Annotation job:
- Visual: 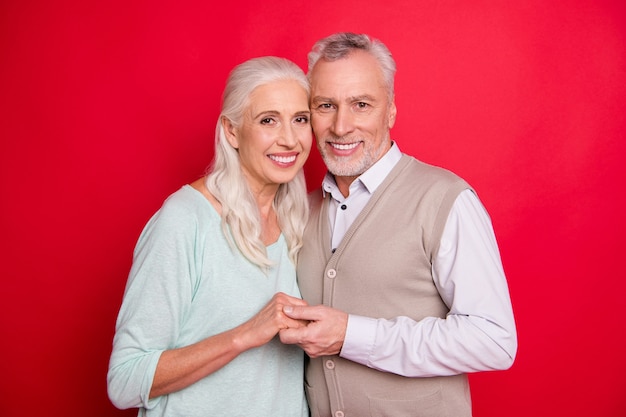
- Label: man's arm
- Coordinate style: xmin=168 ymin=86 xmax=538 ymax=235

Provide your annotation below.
xmin=280 ymin=190 xmax=517 ymax=377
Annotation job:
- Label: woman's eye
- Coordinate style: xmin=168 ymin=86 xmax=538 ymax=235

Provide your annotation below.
xmin=260 ymin=118 xmax=274 ymax=125
xmin=295 ymin=116 xmax=309 ymax=124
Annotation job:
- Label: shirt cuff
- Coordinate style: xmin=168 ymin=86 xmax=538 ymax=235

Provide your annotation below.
xmin=339 ymin=314 xmax=378 ymax=366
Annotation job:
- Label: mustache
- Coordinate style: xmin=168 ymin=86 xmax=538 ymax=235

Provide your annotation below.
xmin=321 ymin=135 xmax=362 ymax=143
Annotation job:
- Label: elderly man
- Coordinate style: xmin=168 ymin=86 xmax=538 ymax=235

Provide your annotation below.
xmin=280 ymin=32 xmax=517 ymax=417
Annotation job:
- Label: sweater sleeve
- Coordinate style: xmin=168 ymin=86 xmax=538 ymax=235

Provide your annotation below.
xmin=340 ymin=190 xmax=517 ymax=376
xmin=107 ymin=194 xmax=197 ymax=409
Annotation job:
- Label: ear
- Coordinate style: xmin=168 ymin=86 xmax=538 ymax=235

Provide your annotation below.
xmin=388 ymin=101 xmax=397 ymax=129
xmin=221 ymin=116 xmax=239 ymax=149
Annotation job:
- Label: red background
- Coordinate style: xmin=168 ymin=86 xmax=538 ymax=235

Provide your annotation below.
xmin=1 ymin=1 xmax=625 ymax=416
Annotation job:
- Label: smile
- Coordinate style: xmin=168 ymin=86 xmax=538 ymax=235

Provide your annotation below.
xmin=330 ymin=142 xmax=359 ymax=150
xmin=269 ymin=154 xmax=297 ymax=163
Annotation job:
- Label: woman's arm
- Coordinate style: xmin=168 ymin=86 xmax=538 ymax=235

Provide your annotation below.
xmin=150 ymin=291 xmax=307 ymax=398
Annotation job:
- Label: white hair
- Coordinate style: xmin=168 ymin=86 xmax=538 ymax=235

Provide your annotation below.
xmin=206 ymin=56 xmax=310 ymax=270
xmin=308 ymin=32 xmax=396 ymax=101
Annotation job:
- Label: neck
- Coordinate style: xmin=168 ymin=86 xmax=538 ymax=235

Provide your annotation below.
xmin=254 ymin=190 xmax=278 ymax=217
xmin=335 ymin=175 xmax=358 ymax=198
xmin=251 ymin=186 xmax=281 ymax=245
xmin=259 ymin=201 xmax=279 ymax=245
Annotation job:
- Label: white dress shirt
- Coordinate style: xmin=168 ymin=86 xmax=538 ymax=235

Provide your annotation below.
xmin=322 ymin=143 xmax=517 ymax=377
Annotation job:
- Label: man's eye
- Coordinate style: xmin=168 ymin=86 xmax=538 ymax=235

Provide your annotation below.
xmin=356 ymin=102 xmax=369 ymax=109
xmin=318 ymin=103 xmax=333 ymax=110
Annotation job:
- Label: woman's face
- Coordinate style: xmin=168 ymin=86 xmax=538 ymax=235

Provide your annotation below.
xmin=225 ymin=79 xmax=312 ymax=194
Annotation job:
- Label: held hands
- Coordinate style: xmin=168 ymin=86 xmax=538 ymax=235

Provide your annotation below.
xmin=237 ymin=292 xmax=308 ymax=351
xmin=279 ymin=305 xmax=348 ymax=358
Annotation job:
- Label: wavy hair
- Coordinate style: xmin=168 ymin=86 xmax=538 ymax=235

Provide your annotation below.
xmin=205 ymin=56 xmax=310 ymax=270
xmin=307 ymin=32 xmax=396 ymax=101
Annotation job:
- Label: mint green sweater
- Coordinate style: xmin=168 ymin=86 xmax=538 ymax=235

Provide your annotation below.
xmin=108 ymin=185 xmax=307 ymax=417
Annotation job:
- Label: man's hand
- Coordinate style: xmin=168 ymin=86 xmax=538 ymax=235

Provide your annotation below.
xmin=279 ymin=304 xmax=348 ymax=358
xmin=234 ymin=292 xmax=308 ymax=351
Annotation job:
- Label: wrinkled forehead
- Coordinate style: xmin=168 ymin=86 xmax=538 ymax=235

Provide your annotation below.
xmin=244 ymin=79 xmax=310 ymax=119
xmin=309 ymin=51 xmax=387 ymax=100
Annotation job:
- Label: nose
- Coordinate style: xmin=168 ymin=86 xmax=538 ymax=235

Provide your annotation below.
xmin=331 ymin=106 xmax=355 ymax=137
xmin=277 ymin=124 xmax=298 ymax=148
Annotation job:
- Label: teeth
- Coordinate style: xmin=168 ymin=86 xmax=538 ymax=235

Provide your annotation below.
xmin=331 ymin=142 xmax=359 ymax=150
xmin=269 ymin=154 xmax=297 ymax=163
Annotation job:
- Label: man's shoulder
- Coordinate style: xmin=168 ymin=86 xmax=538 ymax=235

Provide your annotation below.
xmin=399 ymin=154 xmax=466 ymax=184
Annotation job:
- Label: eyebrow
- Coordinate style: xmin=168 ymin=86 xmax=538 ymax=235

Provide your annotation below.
xmin=349 ymin=95 xmax=376 ymax=102
xmin=311 ymin=96 xmax=333 ymax=105
xmin=253 ymin=109 xmax=311 ymax=119
xmin=311 ymin=95 xmax=376 ymax=105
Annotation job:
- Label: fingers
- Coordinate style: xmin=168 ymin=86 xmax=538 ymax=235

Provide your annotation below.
xmin=282 ymin=304 xmax=320 ymax=321
xmin=232 ymin=292 xmax=309 ymax=352
xmin=271 ymin=303 xmax=303 ymax=327
xmin=272 ymin=292 xmax=308 ymax=307
xmin=279 ymin=305 xmax=348 ymax=357
xmin=268 ymin=293 xmax=309 ymax=328
xmin=278 ymin=326 xmax=303 ymax=345
xmin=282 ymin=318 xmax=308 ymax=331
xmin=266 ymin=298 xmax=307 ymax=330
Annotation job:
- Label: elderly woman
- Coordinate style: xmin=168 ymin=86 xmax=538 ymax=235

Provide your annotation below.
xmin=108 ymin=56 xmax=312 ymax=416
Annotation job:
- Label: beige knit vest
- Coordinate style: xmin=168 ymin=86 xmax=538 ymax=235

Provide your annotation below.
xmin=297 ymin=155 xmax=473 ymax=417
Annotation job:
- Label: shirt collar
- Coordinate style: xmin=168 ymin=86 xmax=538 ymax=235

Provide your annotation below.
xmin=322 ymin=141 xmax=402 ymax=198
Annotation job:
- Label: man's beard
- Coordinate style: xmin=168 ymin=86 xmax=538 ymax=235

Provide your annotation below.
xmin=318 ymin=136 xmax=390 ymax=177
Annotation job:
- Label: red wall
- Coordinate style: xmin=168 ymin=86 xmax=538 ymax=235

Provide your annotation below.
xmin=2 ymin=1 xmax=625 ymax=416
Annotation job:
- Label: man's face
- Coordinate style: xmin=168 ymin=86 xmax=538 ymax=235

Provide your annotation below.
xmin=309 ymin=50 xmax=397 ymax=180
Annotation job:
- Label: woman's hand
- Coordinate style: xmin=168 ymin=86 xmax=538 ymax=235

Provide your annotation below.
xmin=233 ymin=292 xmax=309 ymax=351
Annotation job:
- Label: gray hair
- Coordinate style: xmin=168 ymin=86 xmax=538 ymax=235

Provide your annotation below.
xmin=307 ymin=32 xmax=396 ymax=100
xmin=206 ymin=56 xmax=310 ymax=270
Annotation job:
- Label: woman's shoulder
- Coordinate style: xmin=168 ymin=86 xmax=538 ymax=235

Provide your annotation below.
xmin=161 ymin=185 xmax=205 ymax=213
xmin=132 ymin=182 xmax=224 ymax=258
xmin=149 ymin=180 xmax=219 ymax=231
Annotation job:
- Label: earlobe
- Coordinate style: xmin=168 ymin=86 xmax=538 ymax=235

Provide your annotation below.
xmin=222 ymin=117 xmax=239 ymax=149
xmin=388 ymin=102 xmax=397 ymax=129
